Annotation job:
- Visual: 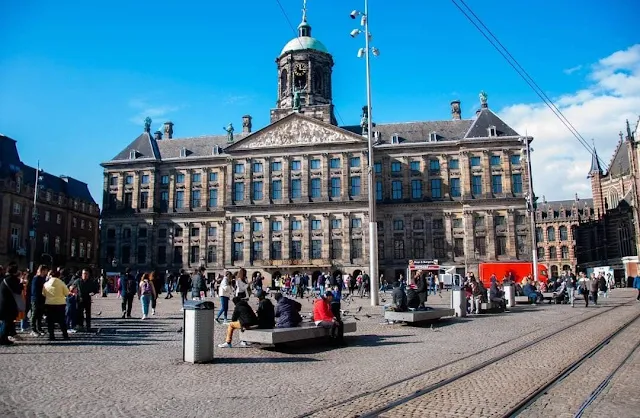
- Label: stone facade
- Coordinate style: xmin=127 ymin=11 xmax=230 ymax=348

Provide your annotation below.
xmin=99 ymin=14 xmax=532 ymax=282
xmin=0 ymin=134 xmax=100 ymax=270
xmin=533 ymin=196 xmax=595 ymax=277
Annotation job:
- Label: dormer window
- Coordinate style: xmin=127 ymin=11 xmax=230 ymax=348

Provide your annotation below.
xmin=212 ymin=145 xmax=221 ymax=155
xmin=488 ymin=125 xmax=497 ymax=137
xmin=373 ymin=131 xmax=381 ymax=142
xmin=180 ymin=147 xmax=187 ymax=158
xmin=429 ymin=132 xmax=437 ymax=142
xmin=129 ymin=150 xmax=137 ymax=160
xmin=391 ymin=134 xmax=400 ymax=144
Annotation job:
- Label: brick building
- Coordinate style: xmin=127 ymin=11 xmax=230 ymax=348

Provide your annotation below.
xmin=534 ymin=195 xmax=595 ymax=277
xmin=575 ymin=117 xmax=640 ymax=280
xmin=0 ymin=134 xmax=100 ymax=270
xmin=100 ymin=11 xmax=533 ymax=282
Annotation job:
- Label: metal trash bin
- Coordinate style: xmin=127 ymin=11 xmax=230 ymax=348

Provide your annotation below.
xmin=183 ymin=300 xmax=215 ymax=363
xmin=450 ymin=286 xmax=467 ymax=317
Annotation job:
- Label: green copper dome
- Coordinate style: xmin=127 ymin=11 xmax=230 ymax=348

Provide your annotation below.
xmin=280 ymin=36 xmax=329 ymax=55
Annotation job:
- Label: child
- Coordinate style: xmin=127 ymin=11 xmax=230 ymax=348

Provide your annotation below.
xmin=66 ymin=285 xmax=78 ymax=333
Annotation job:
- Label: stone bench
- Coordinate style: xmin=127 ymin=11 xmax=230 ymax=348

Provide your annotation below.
xmin=384 ymin=308 xmax=455 ymax=323
xmin=240 ymin=321 xmax=357 ymax=345
xmin=515 ymin=294 xmax=555 ymax=304
xmin=480 ymin=302 xmax=505 ymax=313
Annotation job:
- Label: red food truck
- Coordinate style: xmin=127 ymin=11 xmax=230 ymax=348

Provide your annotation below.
xmin=478 ymin=262 xmax=549 ymax=288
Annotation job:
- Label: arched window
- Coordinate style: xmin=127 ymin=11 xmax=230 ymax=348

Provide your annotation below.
xmin=42 ymin=234 xmax=49 ymax=254
xmin=561 ymin=245 xmax=569 ymax=259
xmin=559 ymin=226 xmax=568 ymax=241
xmin=535 ymin=227 xmax=543 ymax=242
xmin=608 ymin=188 xmax=619 ymax=209
xmin=536 ymin=247 xmax=545 ymax=260
xmin=550 ymin=265 xmax=559 ymax=277
xmin=562 ymin=264 xmax=572 ymax=272
xmin=549 ymin=246 xmax=557 ymax=260
xmin=547 ymin=226 xmax=556 ymax=241
xmin=280 ymin=69 xmax=288 ymax=97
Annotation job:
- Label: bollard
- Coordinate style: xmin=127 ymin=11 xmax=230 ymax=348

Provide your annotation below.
xmin=504 ymin=284 xmax=516 ymax=308
xmin=451 ymin=286 xmax=467 ymax=317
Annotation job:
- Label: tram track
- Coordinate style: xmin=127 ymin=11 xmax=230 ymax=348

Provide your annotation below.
xmin=508 ymin=313 xmax=640 ymax=417
xmin=299 ymin=300 xmax=636 ymax=418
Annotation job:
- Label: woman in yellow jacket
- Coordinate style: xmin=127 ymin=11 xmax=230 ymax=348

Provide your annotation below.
xmin=42 ymin=270 xmax=70 ymax=341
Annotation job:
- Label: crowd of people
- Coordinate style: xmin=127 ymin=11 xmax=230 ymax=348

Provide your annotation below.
xmin=0 ymin=263 xmax=98 ymax=345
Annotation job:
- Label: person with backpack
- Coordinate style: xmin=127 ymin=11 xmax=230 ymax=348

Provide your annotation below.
xmin=119 ymin=268 xmax=138 ymax=319
xmin=138 ymin=273 xmax=156 ymax=320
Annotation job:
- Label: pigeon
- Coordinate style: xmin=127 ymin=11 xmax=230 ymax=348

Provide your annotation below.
xmin=96 ymin=311 xmax=102 ymax=316
xmin=380 ymin=299 xmax=386 ymax=303
xmin=176 ymin=327 xmax=183 ymax=333
xmin=365 ymin=314 xmax=371 ymax=318
xmin=354 ymin=317 xmax=361 ymax=321
xmin=356 ymin=306 xmax=362 ymax=313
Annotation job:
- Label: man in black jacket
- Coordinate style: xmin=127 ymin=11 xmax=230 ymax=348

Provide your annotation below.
xmin=29 ymin=265 xmax=49 ymax=337
xmin=256 ymin=291 xmax=275 ymax=329
xmin=119 ymin=268 xmax=137 ymax=319
xmin=177 ymin=269 xmax=191 ymax=306
xmin=274 ymin=293 xmax=302 ymax=328
xmin=73 ymin=269 xmax=97 ymax=332
xmin=218 ymin=296 xmax=257 ymax=348
xmin=415 ymin=272 xmax=428 ymax=309
xmin=0 ymin=263 xmax=23 ymax=345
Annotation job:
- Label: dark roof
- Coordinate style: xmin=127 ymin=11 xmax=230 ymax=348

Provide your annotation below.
xmin=341 ymin=108 xmax=518 ymax=145
xmin=538 ymin=198 xmax=593 ymax=212
xmin=588 ymin=148 xmax=603 ymax=177
xmin=156 ymin=134 xmax=247 ymax=159
xmin=0 ymin=134 xmax=96 ymax=204
xmin=465 ymin=108 xmax=520 ymax=138
xmin=111 ymin=132 xmax=160 ymax=161
xmin=607 ymin=140 xmax=630 ymax=177
xmin=0 ymin=134 xmax=22 ymax=175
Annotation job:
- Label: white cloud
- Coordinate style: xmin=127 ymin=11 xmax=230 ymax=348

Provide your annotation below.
xmin=563 ymin=65 xmax=582 ymax=75
xmin=127 ymin=98 xmax=181 ymax=126
xmin=500 ymin=44 xmax=640 ymax=201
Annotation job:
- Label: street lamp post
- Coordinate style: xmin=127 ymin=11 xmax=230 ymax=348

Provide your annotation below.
xmin=521 ymin=136 xmax=539 ymax=283
xmin=29 ymin=161 xmax=44 ymax=272
xmin=351 ymin=2 xmax=380 ymax=306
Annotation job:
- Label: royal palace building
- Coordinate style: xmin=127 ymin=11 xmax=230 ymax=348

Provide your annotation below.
xmin=100 ymin=12 xmax=533 ymax=282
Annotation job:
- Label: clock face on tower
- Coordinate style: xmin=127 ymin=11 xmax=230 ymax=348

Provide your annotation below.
xmin=293 ymin=63 xmax=308 ymax=77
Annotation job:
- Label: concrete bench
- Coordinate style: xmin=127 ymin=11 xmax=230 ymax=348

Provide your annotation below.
xmin=480 ymin=302 xmax=505 ymax=313
xmin=384 ymin=308 xmax=454 ymax=323
xmin=515 ymin=294 xmax=555 ymax=304
xmin=240 ymin=321 xmax=357 ymax=345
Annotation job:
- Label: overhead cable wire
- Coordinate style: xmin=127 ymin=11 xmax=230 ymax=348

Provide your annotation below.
xmin=451 ymin=0 xmax=608 ymax=169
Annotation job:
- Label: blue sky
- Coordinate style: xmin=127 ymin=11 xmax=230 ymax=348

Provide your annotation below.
xmin=1 ymin=0 xmax=639 ymax=204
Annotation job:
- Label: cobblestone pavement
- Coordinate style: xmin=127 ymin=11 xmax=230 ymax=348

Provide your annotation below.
xmin=0 ymin=289 xmax=637 ymax=418
xmin=517 ymin=315 xmax=640 ymax=418
xmin=378 ymin=300 xmax=640 ymax=418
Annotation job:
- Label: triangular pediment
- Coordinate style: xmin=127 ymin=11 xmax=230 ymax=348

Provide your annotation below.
xmin=226 ymin=113 xmax=366 ymax=151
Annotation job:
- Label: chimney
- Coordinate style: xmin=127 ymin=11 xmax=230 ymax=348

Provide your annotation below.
xmin=163 ymin=121 xmax=174 ymax=139
xmin=154 ymin=130 xmax=163 ymax=140
xmin=475 ymin=109 xmax=481 ymax=117
xmin=450 ymin=100 xmax=461 ymax=120
xmin=242 ymin=115 xmax=252 ymax=133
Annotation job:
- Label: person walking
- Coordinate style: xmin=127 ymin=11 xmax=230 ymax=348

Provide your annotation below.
xmin=565 ymin=272 xmax=575 ymax=307
xmin=149 ymin=272 xmax=161 ymax=315
xmin=138 ymin=273 xmax=156 ymax=320
xmin=634 ymin=274 xmax=640 ymax=301
xmin=29 ymin=265 xmax=49 ymax=337
xmin=235 ymin=268 xmax=249 ymax=300
xmin=215 ymin=273 xmax=232 ymax=323
xmin=42 ymin=270 xmax=70 ymax=341
xmin=165 ymin=270 xmax=175 ymax=299
xmin=119 ymin=269 xmax=138 ymax=318
xmin=0 ymin=263 xmax=24 ymax=345
xmin=590 ymin=274 xmax=599 ymax=306
xmin=177 ymin=269 xmax=191 ymax=306
xmin=578 ymin=272 xmax=590 ymax=307
xmin=73 ymin=269 xmax=97 ymax=332
xmin=190 ymin=267 xmax=207 ymax=301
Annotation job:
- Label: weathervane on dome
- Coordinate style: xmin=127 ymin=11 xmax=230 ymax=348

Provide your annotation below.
xmin=302 ymin=0 xmax=307 ymax=22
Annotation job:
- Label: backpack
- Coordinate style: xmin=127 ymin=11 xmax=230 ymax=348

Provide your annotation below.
xmin=125 ymin=276 xmax=138 ymax=295
xmin=141 ymin=281 xmax=152 ymax=296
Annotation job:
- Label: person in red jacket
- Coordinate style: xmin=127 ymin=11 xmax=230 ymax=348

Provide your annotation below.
xmin=313 ymin=291 xmax=344 ymax=345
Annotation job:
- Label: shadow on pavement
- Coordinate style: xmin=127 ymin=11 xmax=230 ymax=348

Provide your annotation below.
xmin=263 ymin=333 xmax=414 ymax=354
xmin=214 ymin=356 xmax=320 ymax=364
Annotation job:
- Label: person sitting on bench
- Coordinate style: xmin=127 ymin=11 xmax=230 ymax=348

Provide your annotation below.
xmin=522 ymin=282 xmax=543 ymax=304
xmin=381 ymin=281 xmax=408 ymax=324
xmin=256 ymin=291 xmax=275 ymax=329
xmin=218 ymin=296 xmax=257 ymax=348
xmin=274 ymin=293 xmax=302 ymax=328
xmin=313 ymin=291 xmax=345 ymax=346
xmin=489 ymin=277 xmax=506 ymax=310
xmin=406 ymin=285 xmax=420 ymax=310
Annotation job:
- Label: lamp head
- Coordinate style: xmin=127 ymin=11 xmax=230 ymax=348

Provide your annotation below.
xmin=350 ymin=29 xmax=361 ymax=38
xmin=360 ymin=15 xmax=367 ymax=26
xmin=357 ymin=48 xmax=365 ymax=58
xmin=371 ymin=47 xmax=380 ymax=56
xmin=350 ymin=10 xmax=359 ymax=19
